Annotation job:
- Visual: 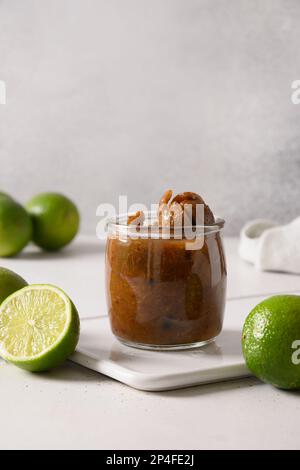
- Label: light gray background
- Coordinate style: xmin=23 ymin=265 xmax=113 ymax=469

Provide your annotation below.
xmin=1 ymin=0 xmax=300 ymax=235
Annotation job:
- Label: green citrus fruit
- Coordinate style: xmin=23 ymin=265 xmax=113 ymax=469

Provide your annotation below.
xmin=0 ymin=197 xmax=32 ymax=257
xmin=26 ymin=193 xmax=80 ymax=251
xmin=0 ymin=267 xmax=28 ymax=304
xmin=0 ymin=284 xmax=80 ymax=371
xmin=0 ymin=192 xmax=13 ymax=200
xmin=242 ymin=295 xmax=300 ymax=389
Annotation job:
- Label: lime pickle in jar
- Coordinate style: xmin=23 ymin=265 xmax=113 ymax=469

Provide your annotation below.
xmin=105 ymin=191 xmax=227 ymax=350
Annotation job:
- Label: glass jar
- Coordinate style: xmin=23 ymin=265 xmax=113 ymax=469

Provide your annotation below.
xmin=105 ymin=213 xmax=227 ymax=350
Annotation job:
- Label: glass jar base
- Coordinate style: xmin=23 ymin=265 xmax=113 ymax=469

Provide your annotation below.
xmin=116 ymin=336 xmax=216 ymax=351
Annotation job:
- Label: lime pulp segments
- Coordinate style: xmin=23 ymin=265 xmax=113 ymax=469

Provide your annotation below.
xmin=0 ymin=285 xmax=80 ymax=371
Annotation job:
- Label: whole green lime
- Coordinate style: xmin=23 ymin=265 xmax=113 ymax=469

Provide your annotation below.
xmin=242 ymin=295 xmax=300 ymax=390
xmin=0 ymin=267 xmax=28 ymax=304
xmin=26 ymin=193 xmax=80 ymax=251
xmin=0 ymin=198 xmax=32 ymax=257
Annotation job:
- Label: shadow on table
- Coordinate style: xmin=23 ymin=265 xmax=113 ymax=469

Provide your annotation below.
xmin=154 ymin=376 xmax=263 ymax=398
xmin=38 ymin=361 xmax=110 ymax=384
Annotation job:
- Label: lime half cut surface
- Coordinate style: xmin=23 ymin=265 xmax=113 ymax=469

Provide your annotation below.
xmin=0 ymin=285 xmax=80 ymax=371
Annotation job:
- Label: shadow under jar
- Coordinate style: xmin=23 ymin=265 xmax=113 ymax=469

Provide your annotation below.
xmin=105 ymin=213 xmax=227 ymax=350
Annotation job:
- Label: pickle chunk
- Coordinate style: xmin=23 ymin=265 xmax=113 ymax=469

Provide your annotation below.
xmin=158 ymin=190 xmax=215 ymax=227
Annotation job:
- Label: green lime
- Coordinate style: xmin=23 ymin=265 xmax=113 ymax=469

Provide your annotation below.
xmin=0 ymin=267 xmax=28 ymax=304
xmin=0 ymin=192 xmax=13 ymax=200
xmin=0 ymin=197 xmax=32 ymax=257
xmin=242 ymin=295 xmax=300 ymax=389
xmin=26 ymin=193 xmax=80 ymax=251
xmin=0 ymin=284 xmax=80 ymax=371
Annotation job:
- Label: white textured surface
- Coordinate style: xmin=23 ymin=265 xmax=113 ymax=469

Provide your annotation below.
xmin=1 ymin=0 xmax=300 ymax=235
xmin=0 ymin=235 xmax=107 ymax=320
xmin=0 ymin=236 xmax=300 ymax=449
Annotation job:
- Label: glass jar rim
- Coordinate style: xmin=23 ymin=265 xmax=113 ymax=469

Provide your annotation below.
xmin=107 ymin=211 xmax=225 ymax=238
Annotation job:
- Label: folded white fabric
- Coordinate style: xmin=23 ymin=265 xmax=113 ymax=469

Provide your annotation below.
xmin=239 ymin=217 xmax=300 ymax=274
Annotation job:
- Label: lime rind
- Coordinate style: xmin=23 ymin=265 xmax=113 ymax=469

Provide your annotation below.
xmin=0 ymin=197 xmax=32 ymax=257
xmin=26 ymin=193 xmax=80 ymax=251
xmin=242 ymin=295 xmax=300 ymax=390
xmin=0 ymin=267 xmax=28 ymax=304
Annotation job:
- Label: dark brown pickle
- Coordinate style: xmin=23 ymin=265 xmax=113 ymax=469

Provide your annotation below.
xmin=106 ymin=232 xmax=227 ymax=347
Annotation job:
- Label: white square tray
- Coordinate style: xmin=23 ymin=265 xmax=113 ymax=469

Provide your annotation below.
xmin=69 ymin=295 xmax=269 ymax=391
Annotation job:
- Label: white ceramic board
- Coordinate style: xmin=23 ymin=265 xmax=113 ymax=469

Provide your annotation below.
xmin=70 ymin=295 xmax=274 ymax=391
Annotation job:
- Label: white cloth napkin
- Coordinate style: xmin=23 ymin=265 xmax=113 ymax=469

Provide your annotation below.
xmin=239 ymin=217 xmax=300 ymax=274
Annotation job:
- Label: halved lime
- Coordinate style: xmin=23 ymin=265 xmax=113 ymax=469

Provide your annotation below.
xmin=0 ymin=284 xmax=80 ymax=371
